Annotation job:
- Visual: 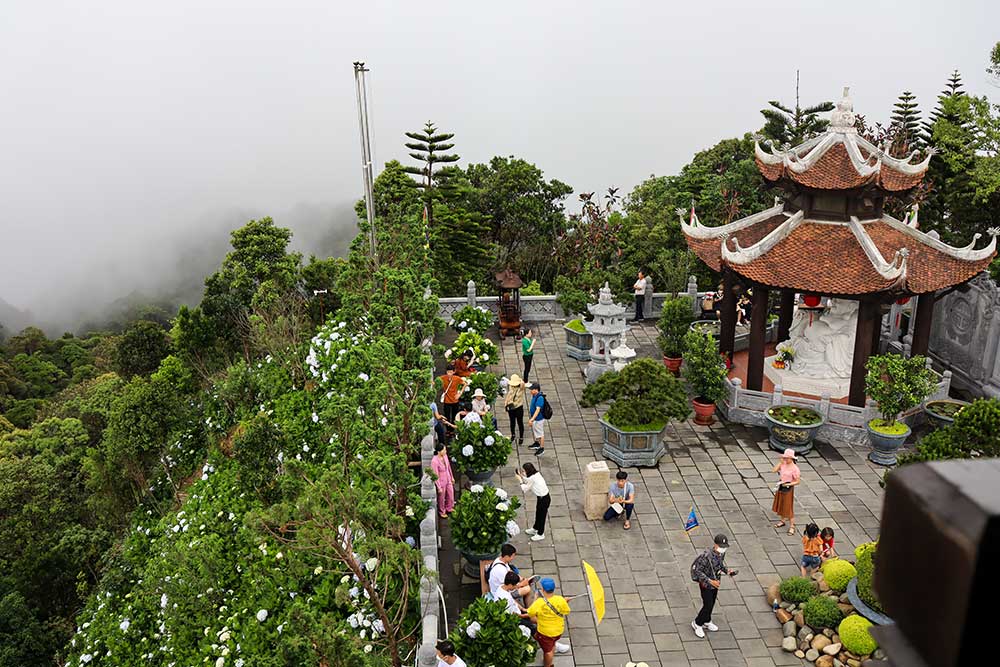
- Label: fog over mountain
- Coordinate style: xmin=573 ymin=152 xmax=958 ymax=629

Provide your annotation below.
xmin=2 ymin=1 xmax=998 ymax=332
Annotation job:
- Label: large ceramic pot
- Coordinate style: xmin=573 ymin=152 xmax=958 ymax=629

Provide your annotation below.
xmin=465 ymin=469 xmax=496 ymax=486
xmin=692 ymin=398 xmax=716 ymax=426
xmin=765 ymin=405 xmax=825 ymax=455
xmin=867 ymin=421 xmax=911 ymax=466
xmin=924 ymin=399 xmax=969 ymax=429
xmin=564 ymin=322 xmax=592 ymax=361
xmin=662 ymin=355 xmax=682 ymax=376
xmin=458 ymin=549 xmax=500 ymax=579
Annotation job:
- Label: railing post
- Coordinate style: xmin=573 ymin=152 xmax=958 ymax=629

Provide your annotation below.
xmin=644 ymin=278 xmax=654 ymax=319
xmin=772 ymin=383 xmax=784 ymax=406
xmin=819 ymin=392 xmax=831 ymax=420
xmin=687 ymin=275 xmax=699 ymax=317
xmin=730 ymin=377 xmax=742 ymax=409
xmin=466 ymin=280 xmax=477 ymax=308
xmin=942 ymin=370 xmax=952 ymax=395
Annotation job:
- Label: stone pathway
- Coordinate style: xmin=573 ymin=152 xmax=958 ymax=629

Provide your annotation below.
xmin=443 ymin=321 xmax=887 ymax=667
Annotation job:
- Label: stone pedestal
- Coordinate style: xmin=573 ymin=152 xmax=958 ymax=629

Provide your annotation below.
xmin=583 ymin=461 xmax=610 ymax=520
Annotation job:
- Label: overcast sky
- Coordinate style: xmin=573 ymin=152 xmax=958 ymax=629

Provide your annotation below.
xmin=2 ymin=0 xmax=998 ymax=322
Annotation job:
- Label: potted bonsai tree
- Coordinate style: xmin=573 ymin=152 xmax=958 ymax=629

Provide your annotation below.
xmin=657 ymin=296 xmax=694 ymax=375
xmin=579 ymin=357 xmax=689 ymax=466
xmin=683 ymin=328 xmax=728 ymax=424
xmin=865 ymin=353 xmax=936 ymax=465
xmin=451 ymin=420 xmax=512 ymax=485
xmin=449 ymin=597 xmax=537 ymax=667
xmin=450 ymin=485 xmax=521 ymax=577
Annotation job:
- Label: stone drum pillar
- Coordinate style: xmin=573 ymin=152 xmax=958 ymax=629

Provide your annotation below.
xmin=583 ymin=461 xmax=610 ymax=520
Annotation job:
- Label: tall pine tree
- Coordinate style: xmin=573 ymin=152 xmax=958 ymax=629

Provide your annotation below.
xmin=760 ymin=71 xmax=835 ymax=146
xmin=889 ymin=91 xmax=922 ymax=153
xmin=402 ymin=122 xmax=460 ymax=228
xmin=922 ymin=70 xmax=967 ymax=142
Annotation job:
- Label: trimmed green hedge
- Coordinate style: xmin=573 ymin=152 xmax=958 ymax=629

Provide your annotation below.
xmin=838 ymin=615 xmax=878 ymax=655
xmin=778 ymin=576 xmax=816 ymax=603
xmin=820 ymin=559 xmax=857 ymax=593
xmin=802 ymin=594 xmax=844 ymax=629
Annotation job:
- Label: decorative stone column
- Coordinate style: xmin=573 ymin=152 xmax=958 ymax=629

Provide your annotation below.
xmin=466 ymin=280 xmax=477 ymax=308
xmin=583 ymin=461 xmax=610 ymax=520
xmin=687 ymin=275 xmax=700 ymax=317
xmin=584 ymin=283 xmax=628 ymax=383
xmin=643 ymin=277 xmax=654 ymax=319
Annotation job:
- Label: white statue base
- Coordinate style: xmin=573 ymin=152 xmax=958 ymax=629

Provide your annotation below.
xmin=764 ymin=355 xmax=851 ymax=399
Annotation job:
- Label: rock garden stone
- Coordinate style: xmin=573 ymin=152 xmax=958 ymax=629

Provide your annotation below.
xmin=776 ymin=608 xmax=793 ymax=624
xmin=834 ymin=660 xmax=843 ymax=667
xmin=815 ymin=656 xmax=835 ymax=667
xmin=873 ymin=649 xmax=885 ymax=660
xmin=846 ymin=659 xmax=860 ymax=667
xmin=805 ymin=648 xmax=819 ymax=661
xmin=795 ymin=650 xmax=805 ymax=658
xmin=780 ymin=601 xmax=793 ymax=610
xmin=838 ymin=593 xmax=850 ymax=603
xmin=797 ymin=625 xmax=813 ymax=641
xmin=823 ymin=643 xmax=842 ymax=655
xmin=799 ymin=640 xmax=809 ymax=651
xmin=819 ymin=580 xmax=831 ymax=592
xmin=837 ymin=603 xmax=854 ymax=615
xmin=822 ymin=628 xmax=834 ymax=638
xmin=793 ymin=611 xmax=804 ymax=627
xmin=810 ymin=635 xmax=831 ymax=651
xmin=781 ymin=637 xmax=797 ymax=652
xmin=767 ymin=582 xmax=782 ymax=603
xmin=783 ymin=620 xmax=797 ymax=637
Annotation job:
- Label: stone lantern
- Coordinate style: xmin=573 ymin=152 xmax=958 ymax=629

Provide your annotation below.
xmin=584 ymin=283 xmax=634 ymax=383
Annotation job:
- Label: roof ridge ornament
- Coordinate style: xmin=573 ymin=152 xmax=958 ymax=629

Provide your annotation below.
xmin=829 ymin=86 xmax=857 ymax=134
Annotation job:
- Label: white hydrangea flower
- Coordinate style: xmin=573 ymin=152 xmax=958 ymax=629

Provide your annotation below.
xmin=519 ymin=624 xmax=532 ymax=638
xmin=461 ymin=444 xmax=474 ymax=456
xmin=506 ymin=520 xmax=521 ymax=538
xmin=364 ymin=645 xmax=373 ymax=653
xmin=256 ymin=609 xmax=268 ymax=622
xmin=405 ymin=505 xmax=414 ymax=517
xmin=459 ymin=321 xmax=468 ymax=329
xmin=484 ymin=435 xmax=495 ymax=446
xmin=358 ymin=373 xmax=370 ymax=382
xmin=365 ymin=557 xmax=378 ymax=572
xmin=496 ymin=502 xmax=509 ymax=511
xmin=495 ymin=488 xmax=508 ymax=500
xmin=481 ymin=353 xmax=489 ymax=361
xmin=469 ymin=484 xmax=484 ymax=493
xmin=119 ymin=619 xmax=130 ymax=632
xmin=466 ymin=621 xmax=481 ymax=638
xmin=215 ymin=657 xmax=225 ymax=667
xmin=314 ymin=565 xmax=323 ymax=575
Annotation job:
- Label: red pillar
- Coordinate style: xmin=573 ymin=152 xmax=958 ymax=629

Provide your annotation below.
xmin=849 ymin=299 xmax=880 ymax=407
xmin=910 ymin=292 xmax=936 ymax=357
xmin=747 ymin=286 xmax=770 ymax=391
xmin=719 ymin=271 xmax=738 ymax=364
xmin=777 ymin=290 xmax=795 ymax=343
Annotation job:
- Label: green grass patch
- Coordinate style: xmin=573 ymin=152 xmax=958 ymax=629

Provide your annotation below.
xmin=565 ymin=318 xmax=587 ymax=333
xmin=869 ymin=419 xmax=908 ymax=435
xmin=767 ymin=405 xmax=822 ymax=426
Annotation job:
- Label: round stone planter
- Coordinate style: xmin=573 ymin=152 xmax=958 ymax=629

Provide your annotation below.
xmin=924 ymin=399 xmax=969 ymax=429
xmin=458 ymin=549 xmax=500 ymax=579
xmin=765 ymin=405 xmax=825 ymax=456
xmin=564 ymin=323 xmax=592 ymax=361
xmin=599 ymin=418 xmax=668 ymax=467
xmin=866 ymin=421 xmax=911 ymax=466
xmin=846 ymin=577 xmax=894 ymax=626
xmin=465 ymin=468 xmax=496 ymax=486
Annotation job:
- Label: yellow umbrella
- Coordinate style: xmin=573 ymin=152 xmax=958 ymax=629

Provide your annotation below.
xmin=581 ymin=560 xmax=605 ymax=626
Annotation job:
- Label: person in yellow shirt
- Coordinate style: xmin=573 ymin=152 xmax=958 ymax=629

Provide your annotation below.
xmin=527 ymin=577 xmax=571 ymax=666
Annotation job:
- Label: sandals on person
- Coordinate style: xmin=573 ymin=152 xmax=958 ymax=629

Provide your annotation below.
xmin=624 ymin=520 xmax=631 ymax=530
xmin=774 ymin=521 xmax=786 ymax=528
xmin=788 ymin=527 xmax=796 ymax=535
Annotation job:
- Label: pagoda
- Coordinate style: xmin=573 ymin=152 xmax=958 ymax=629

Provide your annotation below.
xmin=682 ymin=88 xmax=997 ymax=406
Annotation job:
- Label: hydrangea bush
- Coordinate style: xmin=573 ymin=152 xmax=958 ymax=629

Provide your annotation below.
xmin=451 ymin=421 xmax=512 ymax=473
xmin=464 ymin=371 xmax=501 ymax=404
xmin=450 ymin=485 xmax=521 ymax=555
xmin=449 ymin=305 xmax=495 ymax=335
xmin=449 ymin=597 xmax=536 ymax=667
xmin=445 ymin=331 xmax=498 ymax=368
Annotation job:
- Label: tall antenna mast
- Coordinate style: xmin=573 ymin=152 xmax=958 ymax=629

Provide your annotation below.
xmin=353 ymin=62 xmax=377 ymax=261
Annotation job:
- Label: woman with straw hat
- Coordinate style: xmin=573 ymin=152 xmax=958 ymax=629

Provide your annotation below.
xmin=771 ymin=448 xmax=801 ymax=535
xmin=504 ymin=374 xmax=526 ymax=445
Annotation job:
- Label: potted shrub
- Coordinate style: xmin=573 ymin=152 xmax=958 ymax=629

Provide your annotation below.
xmin=764 ymin=404 xmax=825 ymax=455
xmin=657 ymin=296 xmax=694 ymax=375
xmin=450 ymin=485 xmax=521 ymax=577
xmin=449 ymin=305 xmax=496 ymax=335
xmin=924 ymin=399 xmax=969 ymax=429
xmin=452 ymin=420 xmax=512 ymax=485
xmin=449 ymin=597 xmax=537 ymax=667
xmin=683 ymin=329 xmax=728 ymax=425
xmin=554 ymin=275 xmax=591 ymax=321
xmin=446 ymin=331 xmax=499 ymax=369
xmin=563 ymin=317 xmax=592 ymax=361
xmin=579 ymin=357 xmax=688 ymax=466
xmin=865 ymin=354 xmax=936 ymax=465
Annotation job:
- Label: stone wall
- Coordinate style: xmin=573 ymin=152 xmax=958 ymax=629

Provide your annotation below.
xmin=929 ymin=272 xmax=1000 ymax=398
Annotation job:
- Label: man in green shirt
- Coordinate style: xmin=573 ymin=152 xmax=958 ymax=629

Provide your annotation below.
xmin=521 ymin=328 xmax=536 ymax=383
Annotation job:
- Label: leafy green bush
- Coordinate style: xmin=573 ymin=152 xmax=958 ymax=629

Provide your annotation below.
xmin=838 ymin=615 xmax=878 ymax=655
xmin=232 ymin=413 xmax=287 ymax=494
xmin=950 ymin=398 xmax=1000 ymax=456
xmin=683 ymin=329 xmax=727 ymax=403
xmin=464 ymin=372 xmax=501 ymax=404
xmin=451 ymin=420 xmax=512 ymax=473
xmin=580 ymin=357 xmax=689 ymax=431
xmin=656 ymin=297 xmax=694 ymax=358
xmin=855 ymin=544 xmax=883 ymax=613
xmin=521 ymin=280 xmax=543 ymax=296
xmin=897 ymin=427 xmax=968 ymax=467
xmin=450 ymin=597 xmax=536 ymax=667
xmin=865 ymin=354 xmax=936 ymax=428
xmin=450 ymin=485 xmax=521 ymax=555
xmin=854 ymin=541 xmax=877 ymax=561
xmin=449 ymin=305 xmax=495 ymax=335
xmin=778 ymin=576 xmax=816 ymax=603
xmin=554 ymin=275 xmax=592 ymax=319
xmin=802 ymin=594 xmax=844 ymax=629
xmin=820 ymin=559 xmax=857 ymax=593
xmin=445 ymin=331 xmax=499 ymax=367
xmin=565 ymin=318 xmax=587 ymax=333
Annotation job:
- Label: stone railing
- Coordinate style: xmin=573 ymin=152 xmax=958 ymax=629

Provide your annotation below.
xmin=438 ymin=277 xmax=710 ymax=322
xmin=415 ymin=428 xmax=441 ymax=667
xmin=719 ymin=360 xmax=952 ymax=444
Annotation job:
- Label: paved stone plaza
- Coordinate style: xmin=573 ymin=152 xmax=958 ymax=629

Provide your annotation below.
xmin=443 ymin=321 xmax=888 ymax=667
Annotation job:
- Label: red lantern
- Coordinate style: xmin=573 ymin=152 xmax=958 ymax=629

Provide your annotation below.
xmin=803 ymin=294 xmax=821 ymax=308
xmin=896 ymin=296 xmax=911 ymax=305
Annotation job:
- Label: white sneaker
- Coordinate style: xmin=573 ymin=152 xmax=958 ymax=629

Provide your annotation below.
xmin=524 ymin=528 xmax=537 ymax=536
xmin=703 ymin=621 xmax=719 ymax=632
xmin=555 ymin=641 xmax=570 ymax=654
xmin=530 ymin=533 xmax=545 ymax=541
xmin=691 ymin=620 xmax=705 ymax=638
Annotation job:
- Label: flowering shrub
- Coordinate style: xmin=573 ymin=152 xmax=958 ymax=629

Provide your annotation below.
xmin=450 ymin=485 xmax=521 ymax=555
xmin=445 ymin=331 xmax=498 ymax=367
xmin=449 ymin=305 xmax=495 ymax=335
xmin=464 ymin=372 xmax=501 ymax=404
xmin=838 ymin=615 xmax=878 ymax=655
xmin=451 ymin=420 xmax=512 ymax=473
xmin=450 ymin=597 xmax=536 ymax=667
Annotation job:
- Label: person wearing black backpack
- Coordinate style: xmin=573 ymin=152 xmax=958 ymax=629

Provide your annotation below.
xmin=527 ymin=382 xmax=550 ymax=456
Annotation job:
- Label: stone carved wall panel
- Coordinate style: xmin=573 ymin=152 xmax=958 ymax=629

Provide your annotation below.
xmin=930 ymin=272 xmax=1000 ymax=396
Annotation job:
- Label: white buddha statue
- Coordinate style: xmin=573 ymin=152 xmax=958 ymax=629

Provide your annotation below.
xmin=785 ymin=299 xmax=858 ymax=379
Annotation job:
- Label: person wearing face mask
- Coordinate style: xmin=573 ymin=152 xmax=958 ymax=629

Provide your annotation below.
xmin=689 ymin=534 xmax=736 ymax=638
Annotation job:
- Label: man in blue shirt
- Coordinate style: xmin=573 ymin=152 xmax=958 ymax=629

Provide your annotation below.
xmin=603 ymin=470 xmax=636 ymax=530
xmin=527 ymin=383 xmax=546 ymax=456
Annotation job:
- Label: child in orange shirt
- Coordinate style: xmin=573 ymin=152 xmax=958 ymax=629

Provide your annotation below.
xmin=800 ymin=523 xmax=823 ymax=576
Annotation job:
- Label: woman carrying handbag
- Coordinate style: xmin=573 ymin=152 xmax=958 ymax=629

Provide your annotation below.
xmin=504 ymin=374 xmax=526 ymax=445
xmin=771 ymin=448 xmax=801 ymax=535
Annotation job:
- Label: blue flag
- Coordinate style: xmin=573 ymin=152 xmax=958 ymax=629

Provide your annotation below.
xmin=684 ymin=507 xmax=699 ymax=532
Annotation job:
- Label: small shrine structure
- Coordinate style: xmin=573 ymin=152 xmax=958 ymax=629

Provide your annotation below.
xmin=495 ymin=268 xmax=523 ymax=338
xmin=682 ymin=88 xmax=996 ymax=407
xmin=584 ymin=283 xmax=635 ymax=383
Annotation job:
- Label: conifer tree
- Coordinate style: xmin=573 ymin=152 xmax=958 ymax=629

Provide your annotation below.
xmin=402 ymin=122 xmax=460 ymax=228
xmin=759 ymin=71 xmax=835 ymax=146
xmin=922 ymin=70 xmax=967 ymax=141
xmin=889 ymin=90 xmax=922 ymax=153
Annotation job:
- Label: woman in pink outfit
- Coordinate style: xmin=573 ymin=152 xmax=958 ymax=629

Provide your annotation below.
xmin=771 ymin=448 xmax=801 ymax=535
xmin=431 ymin=442 xmax=456 ymax=517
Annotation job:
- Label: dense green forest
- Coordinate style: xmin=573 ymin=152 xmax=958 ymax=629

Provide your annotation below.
xmin=1 ymin=60 xmax=998 ymax=666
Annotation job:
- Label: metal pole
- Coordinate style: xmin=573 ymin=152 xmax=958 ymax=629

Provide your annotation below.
xmin=353 ymin=62 xmax=377 ymax=261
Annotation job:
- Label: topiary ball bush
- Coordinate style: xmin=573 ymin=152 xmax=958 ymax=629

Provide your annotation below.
xmin=779 ymin=576 xmax=816 ymax=603
xmin=855 ymin=546 xmax=883 ymax=614
xmin=803 ymin=594 xmax=844 ymax=629
xmin=820 ymin=559 xmax=857 ymax=593
xmin=838 ymin=615 xmax=878 ymax=656
xmin=854 ymin=541 xmax=877 ymax=562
